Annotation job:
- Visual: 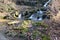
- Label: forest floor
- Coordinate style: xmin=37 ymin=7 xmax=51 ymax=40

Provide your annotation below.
xmin=0 ymin=0 xmax=60 ymax=40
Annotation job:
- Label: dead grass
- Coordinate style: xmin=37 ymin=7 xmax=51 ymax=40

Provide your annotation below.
xmin=0 ymin=12 xmax=8 ymax=16
xmin=53 ymin=11 xmax=60 ymax=23
xmin=0 ymin=19 xmax=11 ymax=22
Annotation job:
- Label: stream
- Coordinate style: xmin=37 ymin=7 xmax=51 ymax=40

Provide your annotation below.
xmin=18 ymin=0 xmax=51 ymax=21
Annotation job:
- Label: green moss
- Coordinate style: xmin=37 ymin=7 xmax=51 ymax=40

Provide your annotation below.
xmin=32 ymin=22 xmax=48 ymax=28
xmin=42 ymin=35 xmax=50 ymax=40
xmin=21 ymin=27 xmax=29 ymax=33
xmin=41 ymin=23 xmax=48 ymax=28
xmin=32 ymin=22 xmax=42 ymax=26
xmin=32 ymin=30 xmax=40 ymax=39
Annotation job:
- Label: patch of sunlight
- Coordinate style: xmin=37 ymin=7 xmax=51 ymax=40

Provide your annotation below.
xmin=21 ymin=20 xmax=32 ymax=28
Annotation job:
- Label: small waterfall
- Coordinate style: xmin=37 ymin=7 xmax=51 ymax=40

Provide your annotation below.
xmin=44 ymin=0 xmax=51 ymax=7
xmin=18 ymin=14 xmax=21 ymax=19
xmin=29 ymin=10 xmax=43 ymax=21
xmin=18 ymin=0 xmax=51 ymax=21
xmin=29 ymin=0 xmax=51 ymax=21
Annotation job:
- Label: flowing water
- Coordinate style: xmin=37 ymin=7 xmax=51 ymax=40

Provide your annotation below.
xmin=18 ymin=0 xmax=51 ymax=21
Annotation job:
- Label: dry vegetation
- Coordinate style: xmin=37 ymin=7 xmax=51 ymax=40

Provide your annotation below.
xmin=0 ymin=0 xmax=60 ymax=40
